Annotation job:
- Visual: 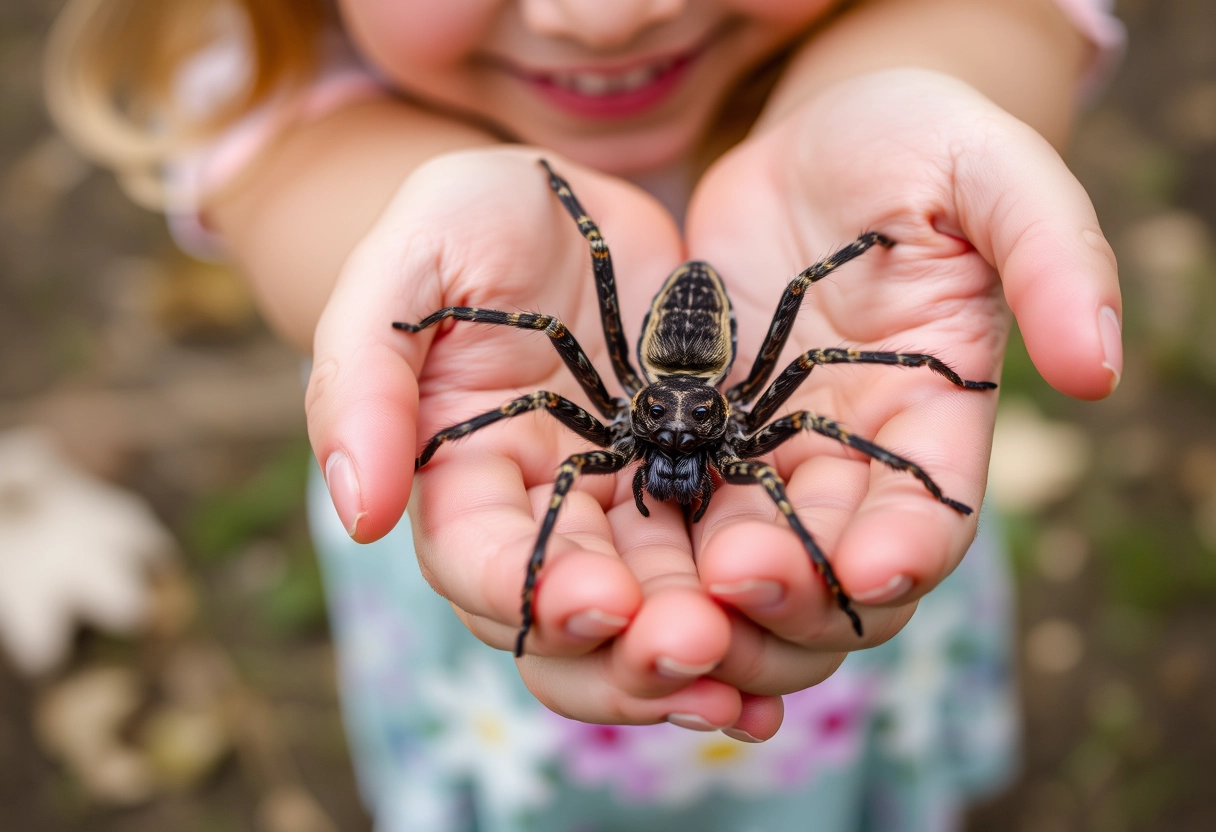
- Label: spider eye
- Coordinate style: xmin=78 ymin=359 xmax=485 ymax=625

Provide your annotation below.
xmin=649 ymin=404 xmax=665 ymax=419
xmin=693 ymin=406 xmax=710 ymax=421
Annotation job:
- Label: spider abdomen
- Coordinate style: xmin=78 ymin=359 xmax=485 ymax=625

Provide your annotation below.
xmin=637 ymin=261 xmax=737 ymax=385
xmin=643 ymin=448 xmax=708 ymax=505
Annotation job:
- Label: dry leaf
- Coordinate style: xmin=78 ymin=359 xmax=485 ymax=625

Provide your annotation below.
xmin=0 ymin=427 xmax=174 ymax=675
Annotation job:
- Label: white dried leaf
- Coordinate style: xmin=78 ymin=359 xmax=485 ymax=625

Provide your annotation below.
xmin=0 ymin=427 xmax=174 ymax=675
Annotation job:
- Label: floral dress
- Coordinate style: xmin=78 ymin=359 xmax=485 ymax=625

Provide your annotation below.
xmin=307 ymin=465 xmax=1019 ymax=832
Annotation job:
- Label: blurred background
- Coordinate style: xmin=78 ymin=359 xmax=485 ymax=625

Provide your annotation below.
xmin=1 ymin=0 xmax=1214 ymax=830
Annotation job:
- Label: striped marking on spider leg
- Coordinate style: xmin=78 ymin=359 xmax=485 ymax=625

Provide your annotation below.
xmin=718 ymin=457 xmax=862 ymax=636
xmin=516 ymin=449 xmax=634 ymax=657
xmin=744 ymin=347 xmax=996 ymax=430
xmin=415 ymin=391 xmax=610 ymax=469
xmin=754 ymin=411 xmax=974 ymax=515
xmin=539 ymin=159 xmax=643 ymax=396
xmin=393 ymin=306 xmax=552 ymax=333
xmin=393 ymin=306 xmax=624 ymax=418
xmin=726 ymin=232 xmax=895 ymax=406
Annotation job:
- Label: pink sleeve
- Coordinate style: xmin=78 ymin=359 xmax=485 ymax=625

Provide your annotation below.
xmin=165 ymin=27 xmax=386 ymax=259
xmin=1050 ymin=0 xmax=1126 ymax=102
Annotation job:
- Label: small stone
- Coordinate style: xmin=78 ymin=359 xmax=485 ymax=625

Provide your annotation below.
xmin=257 ymin=785 xmax=337 ymax=832
xmin=1159 ymin=646 xmax=1207 ymax=701
xmin=1026 ymin=618 xmax=1085 ymax=675
xmin=35 ymin=667 xmax=155 ymax=806
xmin=141 ymin=704 xmax=232 ymax=791
xmin=988 ymin=398 xmax=1092 ymax=514
xmin=1102 ymin=424 xmax=1166 ymax=482
xmin=1035 ymin=525 xmax=1091 ymax=583
xmin=1178 ymin=443 xmax=1216 ymax=500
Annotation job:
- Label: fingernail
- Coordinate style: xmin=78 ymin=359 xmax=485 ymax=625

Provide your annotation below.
xmin=1099 ymin=306 xmax=1122 ymax=393
xmin=565 ymin=609 xmax=629 ymax=640
xmin=324 ymin=451 xmax=364 ymax=538
xmin=666 ymin=713 xmax=722 ymax=731
xmin=721 ymin=727 xmax=765 ymax=743
xmin=708 ymin=579 xmax=785 ymax=609
xmin=656 ymin=656 xmax=718 ymax=679
xmin=853 ymin=573 xmax=913 ymax=604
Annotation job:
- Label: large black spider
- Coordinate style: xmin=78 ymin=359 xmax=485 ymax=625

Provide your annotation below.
xmin=395 ymin=160 xmax=996 ymax=657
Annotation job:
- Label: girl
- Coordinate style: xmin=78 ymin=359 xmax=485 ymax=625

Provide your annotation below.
xmin=48 ymin=1 xmax=1123 ymax=829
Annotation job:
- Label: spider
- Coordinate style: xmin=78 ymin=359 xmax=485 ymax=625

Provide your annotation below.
xmin=395 ymin=160 xmax=996 ymax=657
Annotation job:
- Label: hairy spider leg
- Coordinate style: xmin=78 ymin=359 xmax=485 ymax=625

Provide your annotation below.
xmin=691 ymin=467 xmax=715 ymax=523
xmin=415 ymin=391 xmax=611 ymax=469
xmin=631 ymin=465 xmax=649 ymax=517
xmin=715 ymin=455 xmax=863 ymax=636
xmin=539 ymin=159 xmax=645 ymax=397
xmin=725 ymin=232 xmax=895 ymax=406
xmin=518 ymin=449 xmax=637 ymax=657
xmin=738 ymin=411 xmax=975 ymax=515
xmin=743 ymin=348 xmax=997 ymax=431
xmin=393 ymin=308 xmax=626 ymax=419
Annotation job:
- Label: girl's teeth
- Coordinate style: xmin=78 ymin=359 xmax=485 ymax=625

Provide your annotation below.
xmin=550 ymin=64 xmax=663 ymax=97
xmin=619 ymin=66 xmax=655 ymax=90
xmin=572 ymin=73 xmax=612 ymax=96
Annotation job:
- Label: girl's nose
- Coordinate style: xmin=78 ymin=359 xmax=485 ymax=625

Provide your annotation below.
xmin=521 ymin=0 xmax=687 ymax=51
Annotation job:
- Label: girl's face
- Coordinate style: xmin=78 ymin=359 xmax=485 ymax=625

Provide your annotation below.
xmin=338 ymin=0 xmax=836 ymax=174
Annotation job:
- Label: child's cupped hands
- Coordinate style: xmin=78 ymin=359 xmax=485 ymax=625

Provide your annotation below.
xmin=304 ymin=66 xmax=1122 ymax=738
xmin=683 ymin=68 xmax=1120 ymax=690
xmin=305 ymin=147 xmax=796 ymax=738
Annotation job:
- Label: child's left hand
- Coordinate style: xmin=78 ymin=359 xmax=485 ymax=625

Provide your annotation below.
xmin=680 ymin=68 xmax=1120 ymax=695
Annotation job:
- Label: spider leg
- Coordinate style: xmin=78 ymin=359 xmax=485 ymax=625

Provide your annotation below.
xmin=394 ymin=308 xmax=625 ymax=419
xmin=539 ymin=159 xmax=645 ymax=397
xmin=691 ymin=467 xmax=715 ymax=523
xmin=632 ymin=464 xmax=650 ymax=517
xmin=416 ymin=391 xmax=611 ymax=468
xmin=517 ymin=449 xmax=636 ymax=657
xmin=715 ymin=455 xmax=862 ymax=636
xmin=725 ymin=232 xmax=894 ymax=406
xmin=743 ymin=348 xmax=996 ymax=431
xmin=738 ymin=411 xmax=975 ymax=515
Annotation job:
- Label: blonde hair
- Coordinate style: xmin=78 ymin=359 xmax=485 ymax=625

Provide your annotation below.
xmin=46 ymin=0 xmax=328 ymax=206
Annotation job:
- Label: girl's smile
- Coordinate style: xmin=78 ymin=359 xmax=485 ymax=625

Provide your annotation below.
xmin=340 ymin=0 xmax=836 ymax=174
xmin=490 ymin=25 xmax=722 ymax=120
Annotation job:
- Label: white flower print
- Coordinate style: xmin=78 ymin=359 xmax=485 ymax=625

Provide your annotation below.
xmin=418 ymin=654 xmax=560 ymax=817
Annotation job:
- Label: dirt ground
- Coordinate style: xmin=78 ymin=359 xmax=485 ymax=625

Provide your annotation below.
xmin=2 ymin=1 xmax=1214 ymax=830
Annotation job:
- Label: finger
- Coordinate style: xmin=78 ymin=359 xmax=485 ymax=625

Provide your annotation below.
xmin=605 ymin=496 xmax=734 ymax=699
xmin=520 ymin=652 xmax=744 ymax=729
xmin=722 ymin=693 xmax=786 ymax=743
xmin=803 ymin=379 xmax=992 ymax=609
xmin=710 ymin=609 xmax=849 ymax=697
xmin=305 ymin=224 xmax=450 ymax=543
xmin=698 ymin=491 xmax=915 ymax=652
xmin=414 ymin=452 xmax=642 ymax=656
xmin=953 ymin=117 xmax=1122 ymax=400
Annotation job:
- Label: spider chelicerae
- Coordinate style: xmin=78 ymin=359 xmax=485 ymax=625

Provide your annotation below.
xmin=395 ymin=160 xmax=996 ymax=657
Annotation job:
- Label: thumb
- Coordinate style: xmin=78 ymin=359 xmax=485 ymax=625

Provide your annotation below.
xmin=306 ymin=238 xmax=438 ymax=543
xmin=954 ymin=119 xmax=1122 ymax=401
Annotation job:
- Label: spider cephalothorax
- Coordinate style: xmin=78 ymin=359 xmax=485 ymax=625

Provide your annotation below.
xmin=395 ymin=160 xmax=996 ymax=657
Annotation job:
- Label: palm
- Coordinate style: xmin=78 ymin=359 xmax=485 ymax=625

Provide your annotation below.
xmin=333 ymin=150 xmax=771 ymax=728
xmin=683 ymin=74 xmax=1011 ymax=664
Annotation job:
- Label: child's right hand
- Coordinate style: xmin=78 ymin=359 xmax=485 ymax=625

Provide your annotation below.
xmin=304 ymin=148 xmax=801 ymax=738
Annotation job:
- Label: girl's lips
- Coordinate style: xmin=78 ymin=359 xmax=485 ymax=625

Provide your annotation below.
xmin=501 ymin=47 xmax=704 ymax=120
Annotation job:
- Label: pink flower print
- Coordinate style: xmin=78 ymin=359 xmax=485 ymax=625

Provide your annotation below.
xmin=552 ymin=719 xmax=663 ymax=801
xmin=773 ymin=668 xmax=876 ymax=786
